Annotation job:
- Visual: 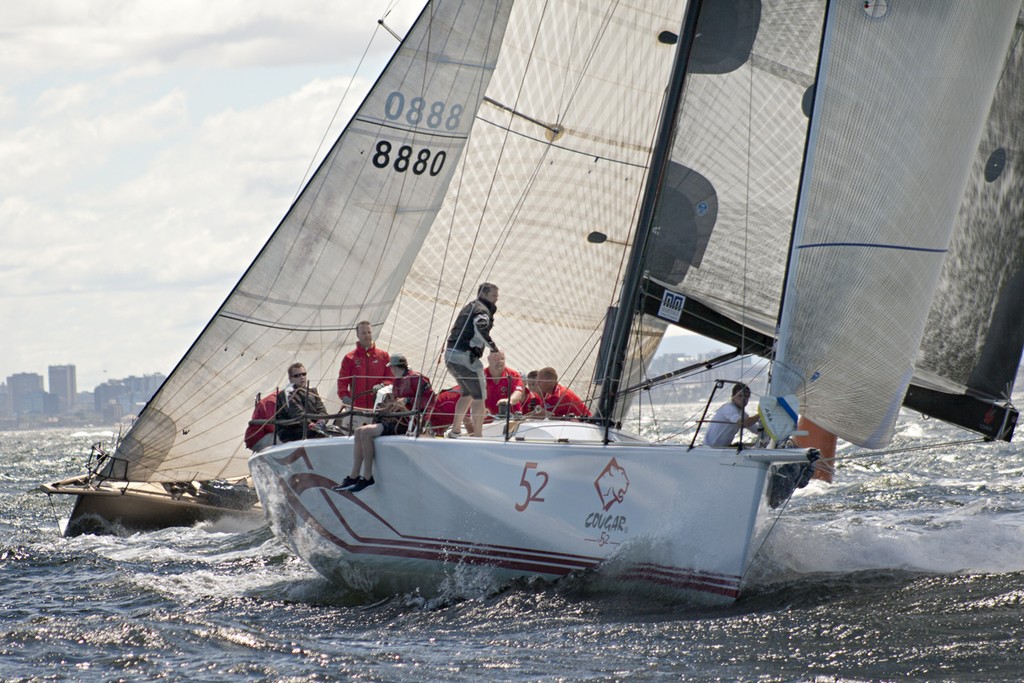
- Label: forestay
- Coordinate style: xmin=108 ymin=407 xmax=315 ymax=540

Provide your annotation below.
xmin=772 ymin=1 xmax=1021 ymax=448
xmin=116 ymin=0 xmax=513 ymax=482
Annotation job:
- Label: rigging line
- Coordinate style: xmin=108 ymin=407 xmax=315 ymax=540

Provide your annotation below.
xmin=552 ymin=321 xmax=607 ymax=405
xmin=237 ymin=3 xmax=428 ymax=350
xmin=423 ymin=50 xmax=515 ymax=385
xmin=446 ymin=1 xmax=557 ymax=309
xmin=738 ymin=0 xmax=756 ymax=381
xmin=551 ymin=0 xmax=622 ymax=133
xmin=743 ymin=479 xmax=796 ymax=583
xmin=476 ymin=0 xmax=633 ymax=283
xmin=416 ymin=5 xmax=514 ymax=371
xmin=361 ymin=0 xmax=494 ymax=339
xmin=469 ymin=0 xmax=596 ymax=283
xmin=833 ymin=437 xmax=989 ymax=462
xmin=292 ymin=17 xmax=388 ymax=201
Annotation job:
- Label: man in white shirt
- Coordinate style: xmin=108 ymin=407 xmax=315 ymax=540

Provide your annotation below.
xmin=704 ymin=382 xmax=760 ymax=447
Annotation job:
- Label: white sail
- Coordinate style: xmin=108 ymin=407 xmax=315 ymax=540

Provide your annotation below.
xmin=381 ymin=0 xmax=688 ymax=399
xmin=772 ymin=1 xmax=1021 ymax=448
xmin=117 ymin=0 xmax=514 ymax=482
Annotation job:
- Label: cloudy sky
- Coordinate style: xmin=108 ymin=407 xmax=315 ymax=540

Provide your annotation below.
xmin=1 ymin=0 xmax=428 ymax=391
xmin=2 ymin=0 xmax=716 ymax=394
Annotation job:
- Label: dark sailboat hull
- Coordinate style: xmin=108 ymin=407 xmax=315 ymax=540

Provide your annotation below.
xmin=41 ymin=476 xmax=263 ymax=536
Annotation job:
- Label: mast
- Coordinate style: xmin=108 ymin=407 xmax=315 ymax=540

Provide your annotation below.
xmin=596 ymin=0 xmax=704 ymax=426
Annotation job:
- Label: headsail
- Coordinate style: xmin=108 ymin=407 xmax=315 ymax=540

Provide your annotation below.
xmin=772 ymin=1 xmax=1021 ymax=448
xmin=115 ymin=0 xmax=514 ymax=482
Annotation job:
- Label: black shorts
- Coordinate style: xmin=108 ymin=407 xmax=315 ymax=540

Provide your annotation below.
xmin=379 ymin=420 xmax=407 ymax=436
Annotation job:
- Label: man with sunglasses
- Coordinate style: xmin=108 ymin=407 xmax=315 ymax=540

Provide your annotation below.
xmin=276 ymin=362 xmax=327 ymax=443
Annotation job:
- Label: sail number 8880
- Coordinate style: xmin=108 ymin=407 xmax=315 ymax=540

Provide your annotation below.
xmin=372 ymin=141 xmax=446 ymax=176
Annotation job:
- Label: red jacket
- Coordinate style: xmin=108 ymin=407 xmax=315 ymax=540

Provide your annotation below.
xmin=337 ymin=344 xmax=393 ymax=409
xmin=244 ymin=391 xmax=279 ymax=449
xmin=427 ymin=387 xmax=462 ymax=434
xmin=543 ymin=384 xmax=591 ymax=418
xmin=392 ymin=370 xmax=435 ymax=413
xmin=484 ymin=366 xmax=525 ymax=415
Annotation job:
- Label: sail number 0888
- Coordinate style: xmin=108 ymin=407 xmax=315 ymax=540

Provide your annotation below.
xmin=384 ymin=91 xmax=463 ymax=130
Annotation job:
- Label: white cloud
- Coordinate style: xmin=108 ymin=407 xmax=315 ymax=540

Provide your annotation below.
xmin=0 ymin=0 xmax=415 ymax=390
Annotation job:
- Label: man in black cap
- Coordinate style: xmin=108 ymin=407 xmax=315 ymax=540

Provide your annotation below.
xmin=334 ymin=353 xmax=433 ymax=493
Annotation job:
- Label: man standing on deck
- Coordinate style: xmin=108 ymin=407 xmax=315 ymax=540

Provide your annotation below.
xmin=444 ymin=283 xmax=500 ymax=437
xmin=337 ymin=320 xmax=393 ymax=410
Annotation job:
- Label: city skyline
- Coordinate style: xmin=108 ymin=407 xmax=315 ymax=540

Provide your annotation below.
xmin=2 ymin=362 xmax=167 ymax=428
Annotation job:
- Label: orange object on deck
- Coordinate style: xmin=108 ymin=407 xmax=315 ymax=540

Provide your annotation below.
xmin=793 ymin=416 xmax=837 ymax=483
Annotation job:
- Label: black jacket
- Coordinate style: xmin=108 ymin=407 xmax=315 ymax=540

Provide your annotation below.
xmin=446 ymin=297 xmax=498 ymax=358
xmin=276 ymin=386 xmax=326 ymax=442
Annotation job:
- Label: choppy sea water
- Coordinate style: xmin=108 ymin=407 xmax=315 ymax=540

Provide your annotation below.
xmin=4 ymin=409 xmax=1024 ymax=682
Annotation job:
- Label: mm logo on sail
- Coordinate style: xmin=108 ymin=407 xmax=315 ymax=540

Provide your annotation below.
xmin=658 ymin=290 xmax=685 ymax=323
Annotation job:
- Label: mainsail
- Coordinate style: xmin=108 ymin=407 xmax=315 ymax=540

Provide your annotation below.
xmin=648 ymin=0 xmax=826 ymax=347
xmin=381 ymin=0 xmax=688 ymax=401
xmin=114 ymin=0 xmax=514 ymax=482
xmin=773 ymin=1 xmax=1021 ymax=448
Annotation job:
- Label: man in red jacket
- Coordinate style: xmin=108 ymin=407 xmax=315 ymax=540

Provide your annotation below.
xmin=337 ymin=320 xmax=393 ymax=410
xmin=535 ymin=367 xmax=591 ymax=418
xmin=483 ymin=350 xmax=525 ymax=418
xmin=427 ymin=386 xmax=462 ymax=435
xmin=244 ymin=390 xmax=279 ymax=451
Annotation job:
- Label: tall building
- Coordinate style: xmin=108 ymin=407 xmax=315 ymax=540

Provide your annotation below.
xmin=93 ymin=373 xmax=166 ymax=419
xmin=48 ymin=364 xmax=77 ymax=414
xmin=6 ymin=372 xmax=45 ymax=415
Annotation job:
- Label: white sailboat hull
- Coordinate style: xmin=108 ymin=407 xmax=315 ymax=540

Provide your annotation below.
xmin=249 ymin=422 xmax=811 ymax=604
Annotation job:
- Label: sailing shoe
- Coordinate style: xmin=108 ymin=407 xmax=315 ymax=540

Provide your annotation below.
xmin=444 ymin=429 xmax=461 ymax=439
xmin=349 ymin=476 xmax=375 ymax=493
xmin=332 ymin=476 xmax=359 ymax=492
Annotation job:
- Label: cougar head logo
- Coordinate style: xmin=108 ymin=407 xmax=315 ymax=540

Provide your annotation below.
xmin=594 ymin=458 xmax=629 ymax=511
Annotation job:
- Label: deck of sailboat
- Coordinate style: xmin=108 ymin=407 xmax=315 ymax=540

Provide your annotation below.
xmin=40 ymin=475 xmax=263 ymax=536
